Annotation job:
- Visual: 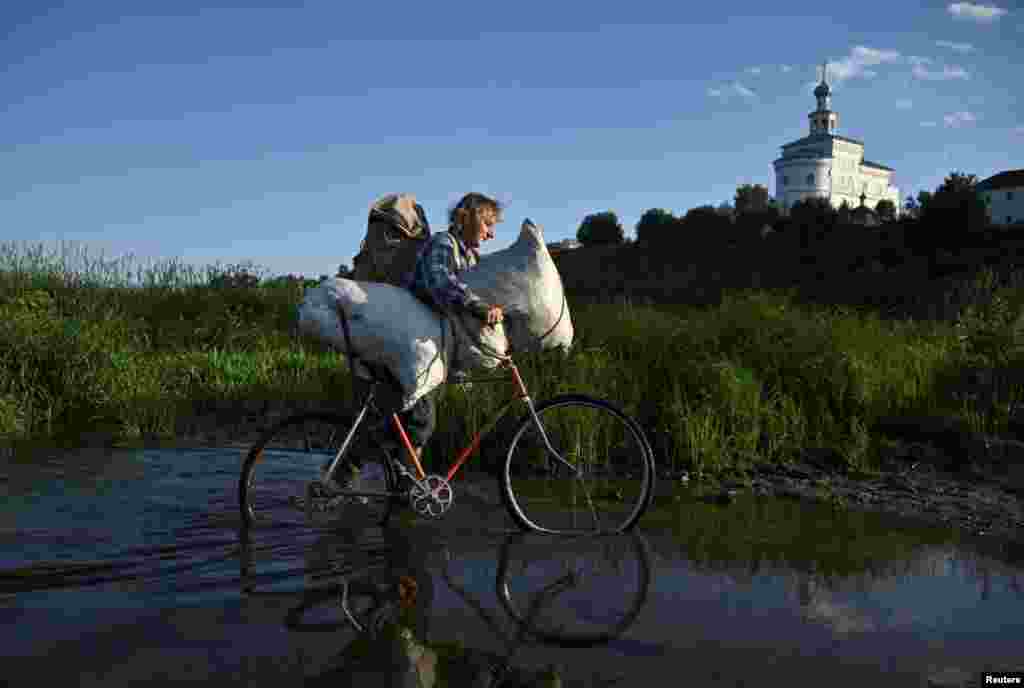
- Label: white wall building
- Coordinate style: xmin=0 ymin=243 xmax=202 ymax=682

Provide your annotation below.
xmin=976 ymin=170 xmax=1024 ymax=226
xmin=773 ymin=62 xmax=900 ymax=216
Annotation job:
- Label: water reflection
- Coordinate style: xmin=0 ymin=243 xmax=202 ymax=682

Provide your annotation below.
xmin=2 ymin=446 xmax=1024 ymax=686
xmin=242 ymin=527 xmax=652 ymax=687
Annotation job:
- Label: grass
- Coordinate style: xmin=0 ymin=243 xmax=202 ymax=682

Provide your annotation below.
xmin=3 ymin=238 xmax=1024 ymax=482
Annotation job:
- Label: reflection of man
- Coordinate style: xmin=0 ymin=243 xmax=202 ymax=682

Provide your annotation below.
xmin=312 ymin=524 xmax=438 ymax=687
xmin=382 ymin=524 xmax=435 ymax=646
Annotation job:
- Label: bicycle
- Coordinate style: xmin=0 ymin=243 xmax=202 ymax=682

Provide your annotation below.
xmin=239 ymin=310 xmax=656 ymax=534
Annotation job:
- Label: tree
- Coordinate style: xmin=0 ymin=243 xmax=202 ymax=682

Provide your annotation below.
xmin=681 ymin=205 xmax=735 ymax=239
xmin=903 ymin=194 xmax=920 ymax=219
xmin=921 ymin=171 xmax=989 ymax=239
xmin=731 ymin=185 xmax=779 ymax=243
xmin=635 ymin=208 xmax=677 ymax=244
xmin=734 ymin=184 xmax=771 ymax=215
xmin=790 ymin=197 xmax=837 ymax=226
xmin=916 ymin=190 xmax=934 ymax=215
xmin=875 ymin=199 xmax=896 ymax=222
xmin=837 ymin=200 xmax=853 ymax=226
xmin=735 ymin=207 xmax=780 ymax=242
xmin=577 ymin=211 xmax=625 ymax=246
xmin=336 ymin=263 xmax=353 ymax=278
xmin=789 ymin=197 xmax=838 ymax=247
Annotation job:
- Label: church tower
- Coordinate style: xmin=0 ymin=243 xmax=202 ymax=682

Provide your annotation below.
xmin=808 ymin=61 xmax=838 ymax=136
xmin=774 ymin=58 xmax=898 ymax=216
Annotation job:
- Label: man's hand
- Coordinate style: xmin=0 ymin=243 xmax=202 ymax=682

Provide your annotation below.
xmin=485 ymin=305 xmax=504 ymax=326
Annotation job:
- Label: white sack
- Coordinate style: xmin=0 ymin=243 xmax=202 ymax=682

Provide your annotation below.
xmin=459 ymin=219 xmax=574 ymax=356
xmin=295 ymin=219 xmax=572 ymax=412
xmin=296 ymin=279 xmax=497 ymax=411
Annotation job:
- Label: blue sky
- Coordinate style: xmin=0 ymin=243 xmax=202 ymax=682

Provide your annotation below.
xmin=2 ymin=0 xmax=1021 ymax=283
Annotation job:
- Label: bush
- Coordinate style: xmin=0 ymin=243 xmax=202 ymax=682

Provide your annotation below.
xmin=208 ymin=262 xmax=264 ymax=290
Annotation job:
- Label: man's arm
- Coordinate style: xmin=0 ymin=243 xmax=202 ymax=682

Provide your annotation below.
xmin=421 ymin=235 xmax=490 ymax=318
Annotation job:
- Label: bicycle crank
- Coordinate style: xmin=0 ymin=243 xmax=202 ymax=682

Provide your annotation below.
xmin=409 ymin=474 xmax=454 ymax=518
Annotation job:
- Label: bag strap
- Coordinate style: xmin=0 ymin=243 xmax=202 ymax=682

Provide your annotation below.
xmin=335 ymin=303 xmax=360 ymax=374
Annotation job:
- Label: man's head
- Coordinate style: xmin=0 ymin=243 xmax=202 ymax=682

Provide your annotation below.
xmin=449 ymin=192 xmax=503 ymax=249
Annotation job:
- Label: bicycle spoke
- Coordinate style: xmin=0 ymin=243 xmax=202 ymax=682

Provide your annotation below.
xmin=502 ymin=396 xmax=654 ymax=534
xmin=240 ymin=412 xmax=398 ymax=530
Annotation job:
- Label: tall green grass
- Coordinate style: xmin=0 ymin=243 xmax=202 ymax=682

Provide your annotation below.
xmin=2 ymin=239 xmax=1023 ymax=479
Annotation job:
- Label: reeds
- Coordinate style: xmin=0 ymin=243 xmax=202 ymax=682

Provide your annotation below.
xmin=3 ymin=239 xmax=1023 ymax=479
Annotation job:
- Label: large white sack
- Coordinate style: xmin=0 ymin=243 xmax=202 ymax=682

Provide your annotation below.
xmin=295 ymin=219 xmax=572 ymax=411
xmin=459 ymin=218 xmax=574 ymax=356
xmin=296 ymin=278 xmax=505 ymax=411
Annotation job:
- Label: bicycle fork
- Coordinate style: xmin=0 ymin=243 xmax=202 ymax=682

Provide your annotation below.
xmin=511 ymin=365 xmax=603 ymax=530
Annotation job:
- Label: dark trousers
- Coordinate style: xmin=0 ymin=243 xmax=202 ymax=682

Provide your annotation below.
xmin=352 ymin=375 xmax=437 ymax=454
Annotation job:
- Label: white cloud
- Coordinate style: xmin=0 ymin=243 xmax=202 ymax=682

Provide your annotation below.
xmin=935 ymin=39 xmax=975 ymax=52
xmin=746 ymin=66 xmax=762 ymax=75
xmin=732 ymin=81 xmax=756 ymax=98
xmin=709 ymin=82 xmax=756 ymax=99
xmin=948 ymin=2 xmax=1008 ymax=22
xmin=825 ymin=45 xmax=902 ymax=82
xmin=908 ymin=55 xmax=933 ymax=66
xmin=921 ymin=120 xmax=939 ymax=127
xmin=781 ymin=64 xmax=794 ymax=73
xmin=895 ymin=99 xmax=913 ymax=109
xmin=912 ymin=63 xmax=970 ymax=80
xmin=943 ymin=110 xmax=977 ymax=127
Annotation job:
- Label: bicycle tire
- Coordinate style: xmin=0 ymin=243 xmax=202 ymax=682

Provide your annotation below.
xmin=495 ymin=532 xmax=652 ymax=648
xmin=500 ymin=394 xmax=655 ymax=534
xmin=239 ymin=411 xmax=400 ymax=530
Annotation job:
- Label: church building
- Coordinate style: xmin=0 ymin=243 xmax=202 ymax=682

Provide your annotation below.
xmin=773 ymin=62 xmax=900 ymax=217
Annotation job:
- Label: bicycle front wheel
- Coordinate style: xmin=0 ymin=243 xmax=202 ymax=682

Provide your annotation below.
xmin=239 ymin=411 xmax=399 ymax=530
xmin=500 ymin=395 xmax=655 ymax=534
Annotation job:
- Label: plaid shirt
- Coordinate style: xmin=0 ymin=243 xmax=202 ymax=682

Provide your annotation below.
xmin=405 ymin=229 xmax=489 ymax=317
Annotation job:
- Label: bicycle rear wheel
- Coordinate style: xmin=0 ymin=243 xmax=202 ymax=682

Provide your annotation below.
xmin=239 ymin=411 xmax=399 ymax=530
xmin=500 ymin=395 xmax=655 ymax=534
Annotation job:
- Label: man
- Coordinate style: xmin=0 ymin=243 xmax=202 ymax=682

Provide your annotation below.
xmin=332 ymin=192 xmax=505 ymax=493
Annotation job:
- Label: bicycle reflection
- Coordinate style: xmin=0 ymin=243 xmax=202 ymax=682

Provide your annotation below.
xmin=238 ymin=527 xmax=652 ymax=687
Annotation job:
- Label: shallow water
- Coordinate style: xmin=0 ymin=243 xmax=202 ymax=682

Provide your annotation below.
xmin=2 ymin=446 xmax=1022 ymax=686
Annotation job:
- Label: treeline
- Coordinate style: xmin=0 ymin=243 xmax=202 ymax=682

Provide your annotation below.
xmin=572 ymin=171 xmax=1012 ymax=252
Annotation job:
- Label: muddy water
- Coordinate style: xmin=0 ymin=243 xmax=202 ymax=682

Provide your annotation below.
xmin=2 ymin=446 xmax=1022 ymax=687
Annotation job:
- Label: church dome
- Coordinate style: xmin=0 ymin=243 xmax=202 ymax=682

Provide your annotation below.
xmin=814 ymin=81 xmax=831 ymax=98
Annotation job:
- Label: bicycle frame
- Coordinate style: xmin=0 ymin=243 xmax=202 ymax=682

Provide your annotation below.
xmin=322 ymin=357 xmax=572 ymax=494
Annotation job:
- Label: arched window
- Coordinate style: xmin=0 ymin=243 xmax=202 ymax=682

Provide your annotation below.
xmin=806 ymin=173 xmax=814 ymax=186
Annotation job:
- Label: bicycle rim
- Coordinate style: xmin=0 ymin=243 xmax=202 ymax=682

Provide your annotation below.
xmin=496 ymin=532 xmax=651 ymax=647
xmin=501 ymin=395 xmax=654 ymax=534
xmin=239 ymin=411 xmax=397 ymax=530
